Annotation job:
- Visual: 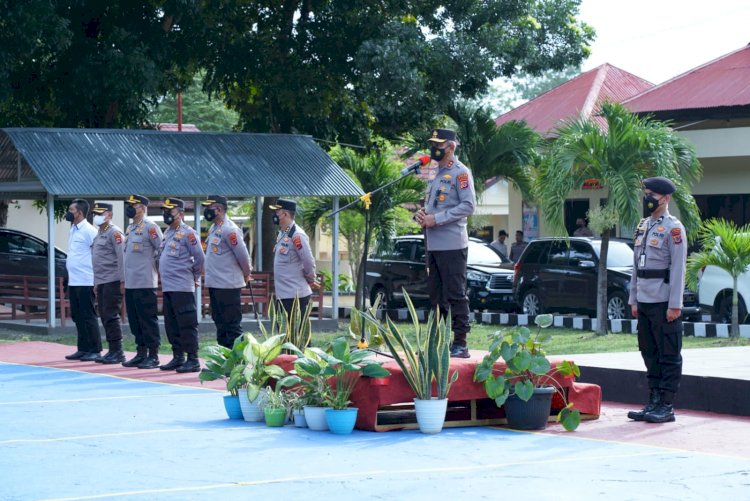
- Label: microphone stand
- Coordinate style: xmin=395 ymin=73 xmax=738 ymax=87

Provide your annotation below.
xmin=327 ymin=167 xmax=423 ymax=350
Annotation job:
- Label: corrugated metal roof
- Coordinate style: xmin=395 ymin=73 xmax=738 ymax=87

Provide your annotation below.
xmin=0 ymin=128 xmax=363 ymax=198
xmin=495 ymin=64 xmax=653 ymax=136
xmin=625 ymin=44 xmax=750 ymax=114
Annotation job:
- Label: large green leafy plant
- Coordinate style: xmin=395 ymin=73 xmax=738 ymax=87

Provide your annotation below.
xmin=199 ymin=336 xmax=248 ymax=397
xmin=243 ymin=333 xmax=294 ymax=402
xmin=473 ymin=314 xmax=581 ymax=431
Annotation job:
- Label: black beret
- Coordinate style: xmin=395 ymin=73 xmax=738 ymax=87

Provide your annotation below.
xmin=202 ymin=195 xmax=228 ymax=207
xmin=125 ymin=194 xmax=150 ymax=206
xmin=92 ymin=202 xmax=113 ymax=214
xmin=642 ymin=176 xmax=676 ymax=195
xmin=269 ymin=199 xmax=296 ymax=212
xmin=427 ymin=128 xmax=457 ymax=143
xmin=161 ymin=197 xmax=185 ymax=210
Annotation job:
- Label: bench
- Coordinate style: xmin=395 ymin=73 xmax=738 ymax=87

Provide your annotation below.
xmin=0 ymin=275 xmax=70 ymax=327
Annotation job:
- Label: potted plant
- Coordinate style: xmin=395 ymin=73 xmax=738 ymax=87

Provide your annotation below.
xmin=260 ymin=375 xmax=299 ymax=427
xmin=199 ymin=336 xmax=248 ymax=420
xmin=239 ymin=332 xmax=293 ymax=422
xmin=267 ymin=296 xmax=314 ymax=351
xmin=291 ymin=349 xmax=333 ymax=431
xmin=309 ymin=337 xmax=390 ymax=434
xmin=285 ymin=389 xmax=309 ymax=428
xmin=363 ymin=291 xmax=458 ymax=433
xmin=473 ymin=313 xmax=581 ymax=431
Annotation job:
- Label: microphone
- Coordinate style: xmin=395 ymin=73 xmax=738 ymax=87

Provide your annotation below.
xmin=400 ymin=155 xmax=431 ymax=176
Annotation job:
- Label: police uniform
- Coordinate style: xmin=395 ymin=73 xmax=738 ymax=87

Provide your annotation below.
xmin=423 ymin=129 xmax=476 ymax=356
xmin=91 ymin=202 xmax=125 ymax=364
xmin=628 ymin=176 xmax=687 ymax=423
xmin=122 ymin=194 xmax=164 ymax=369
xmin=202 ymin=195 xmax=252 ymax=348
xmin=158 ymin=198 xmax=205 ymax=372
xmin=270 ymin=199 xmax=317 ymax=315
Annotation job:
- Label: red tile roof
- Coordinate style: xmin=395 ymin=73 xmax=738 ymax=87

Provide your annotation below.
xmin=495 ymin=64 xmax=653 ymax=136
xmin=625 ymin=44 xmax=750 ymax=114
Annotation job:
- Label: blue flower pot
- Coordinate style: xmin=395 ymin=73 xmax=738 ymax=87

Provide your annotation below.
xmin=325 ymin=408 xmax=358 ymax=435
xmin=223 ymin=395 xmax=243 ymax=420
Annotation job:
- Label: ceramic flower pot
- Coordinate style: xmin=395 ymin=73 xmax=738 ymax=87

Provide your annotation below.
xmin=264 ymin=407 xmax=287 ymax=427
xmin=303 ymin=406 xmax=329 ymax=431
xmin=413 ymin=398 xmax=448 ymax=434
xmin=223 ymin=394 xmax=243 ymax=420
xmin=292 ymin=409 xmax=307 ymax=428
xmin=239 ymin=389 xmax=267 ymax=422
xmin=503 ymin=386 xmax=555 ymax=430
xmin=325 ymin=408 xmax=358 ymax=435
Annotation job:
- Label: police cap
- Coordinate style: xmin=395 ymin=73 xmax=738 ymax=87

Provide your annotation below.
xmin=642 ymin=176 xmax=676 ymax=195
xmin=161 ymin=198 xmax=185 ymax=210
xmin=125 ymin=194 xmax=150 ymax=206
xmin=427 ymin=128 xmax=458 ymax=143
xmin=201 ymin=195 xmax=228 ymax=207
xmin=92 ymin=202 xmax=113 ymax=214
xmin=268 ymin=199 xmax=296 ymax=213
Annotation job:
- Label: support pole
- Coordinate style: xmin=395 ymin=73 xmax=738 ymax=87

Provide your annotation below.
xmin=255 ymin=196 xmax=263 ymax=271
xmin=194 ymin=198 xmax=201 ymax=315
xmin=47 ymin=192 xmax=56 ymax=328
xmin=331 ymin=197 xmax=340 ymax=320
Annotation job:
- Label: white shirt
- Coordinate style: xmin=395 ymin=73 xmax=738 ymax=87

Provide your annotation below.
xmin=66 ymin=220 xmax=98 ymax=286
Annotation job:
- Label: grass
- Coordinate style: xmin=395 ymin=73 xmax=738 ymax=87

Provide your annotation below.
xmin=1 ymin=320 xmax=748 ymax=356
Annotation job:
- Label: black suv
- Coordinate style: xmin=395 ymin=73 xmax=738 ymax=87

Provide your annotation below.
xmin=0 ymin=228 xmax=67 ymax=281
xmin=512 ymin=237 xmax=699 ymax=320
xmin=365 ymin=235 xmax=516 ymax=312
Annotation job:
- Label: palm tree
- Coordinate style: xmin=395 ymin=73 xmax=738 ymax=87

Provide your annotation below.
xmin=538 ymin=101 xmax=703 ymax=335
xmin=686 ymin=219 xmax=750 ymax=337
xmin=300 ymin=145 xmax=424 ymax=308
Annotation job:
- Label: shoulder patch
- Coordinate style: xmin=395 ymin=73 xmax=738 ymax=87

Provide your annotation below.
xmin=229 ymin=232 xmax=238 ymax=246
xmin=114 ymin=232 xmax=123 ymax=244
xmin=292 ymin=235 xmax=303 ymax=250
xmin=188 ymin=232 xmax=198 ymax=246
xmin=457 ymin=173 xmax=469 ymax=190
xmin=148 ymin=226 xmax=158 ymax=239
xmin=671 ymin=227 xmax=682 ymax=245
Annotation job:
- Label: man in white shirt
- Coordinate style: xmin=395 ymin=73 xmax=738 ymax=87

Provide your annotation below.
xmin=63 ymin=199 xmax=102 ymax=361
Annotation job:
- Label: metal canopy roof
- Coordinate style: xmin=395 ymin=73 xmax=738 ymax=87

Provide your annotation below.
xmin=0 ymin=128 xmax=363 ymax=198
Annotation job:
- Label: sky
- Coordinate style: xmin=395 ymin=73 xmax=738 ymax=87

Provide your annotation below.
xmin=578 ymin=0 xmax=750 ymax=84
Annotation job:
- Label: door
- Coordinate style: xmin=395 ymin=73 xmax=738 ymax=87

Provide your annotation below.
xmin=540 ymin=240 xmax=570 ymax=310
xmin=566 ymin=240 xmax=598 ymax=312
xmin=387 ymin=240 xmax=419 ymax=302
xmin=564 ymin=199 xmax=590 ymax=236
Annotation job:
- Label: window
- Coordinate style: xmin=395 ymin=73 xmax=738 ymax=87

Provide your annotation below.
xmin=413 ymin=242 xmax=426 ymax=263
xmin=8 ymin=235 xmax=46 ymax=256
xmin=391 ymin=241 xmax=413 ymax=261
xmin=547 ymin=241 xmax=569 ymax=266
xmin=522 ymin=241 xmax=549 ymax=264
xmin=570 ymin=241 xmax=595 ymax=264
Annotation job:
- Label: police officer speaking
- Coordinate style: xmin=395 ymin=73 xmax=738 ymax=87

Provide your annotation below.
xmin=414 ymin=128 xmax=477 ymax=358
xmin=91 ymin=202 xmax=126 ymax=364
xmin=628 ymin=176 xmax=687 ymax=424
xmin=122 ymin=195 xmax=164 ymax=369
xmin=158 ymin=198 xmax=205 ymax=373
xmin=202 ymin=195 xmax=252 ymax=348
xmin=270 ymin=199 xmax=318 ymax=315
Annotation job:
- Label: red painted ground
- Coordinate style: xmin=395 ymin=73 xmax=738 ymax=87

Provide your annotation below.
xmin=2 ymin=341 xmax=748 ymax=458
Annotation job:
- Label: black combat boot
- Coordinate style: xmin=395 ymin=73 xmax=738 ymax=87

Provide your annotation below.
xmin=176 ymin=353 xmax=201 ymax=373
xmin=627 ymin=389 xmax=661 ymax=421
xmin=644 ymin=392 xmax=676 ymax=423
xmin=138 ymin=346 xmax=161 ymax=369
xmin=122 ymin=347 xmax=147 ymax=367
xmin=99 ymin=342 xmax=126 ymax=364
xmin=159 ymin=351 xmax=185 ymax=371
xmin=80 ymin=352 xmax=102 ymax=362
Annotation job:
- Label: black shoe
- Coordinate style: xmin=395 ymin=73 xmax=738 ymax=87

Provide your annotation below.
xmin=100 ymin=350 xmax=126 ymax=365
xmin=65 ymin=350 xmax=86 ymax=360
xmin=627 ymin=389 xmax=661 ymax=421
xmin=80 ymin=352 xmax=102 ymax=362
xmin=137 ymin=356 xmax=161 ymax=369
xmin=449 ymin=344 xmax=470 ymax=359
xmin=644 ymin=403 xmax=676 ymax=423
xmin=122 ymin=348 xmax=147 ymax=368
xmin=175 ymin=358 xmax=201 ymax=373
xmin=159 ymin=356 xmax=185 ymax=371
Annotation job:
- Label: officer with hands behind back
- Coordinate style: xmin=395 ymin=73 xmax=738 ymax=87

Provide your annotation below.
xmin=628 ymin=176 xmax=687 ymax=424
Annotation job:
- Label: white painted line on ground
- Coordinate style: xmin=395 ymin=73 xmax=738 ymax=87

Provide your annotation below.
xmin=0 ymin=392 xmax=214 ymax=406
xmin=0 ymin=426 xmax=249 ymax=445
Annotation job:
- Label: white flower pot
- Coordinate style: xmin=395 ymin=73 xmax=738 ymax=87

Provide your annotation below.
xmin=239 ymin=389 xmax=267 ymax=422
xmin=292 ymin=409 xmax=307 ymax=428
xmin=303 ymin=405 xmax=329 ymax=431
xmin=414 ymin=398 xmax=448 ymax=434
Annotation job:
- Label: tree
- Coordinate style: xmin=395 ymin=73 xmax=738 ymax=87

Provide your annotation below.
xmin=299 ymin=146 xmax=424 ymax=308
xmin=484 ymin=66 xmax=582 ymax=116
xmin=537 ymin=102 xmax=703 ymax=335
xmin=199 ymin=0 xmax=594 ymax=144
xmin=686 ymin=219 xmax=750 ymax=338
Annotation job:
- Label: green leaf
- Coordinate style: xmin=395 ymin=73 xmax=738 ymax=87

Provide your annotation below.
xmin=265 ymin=365 xmax=286 ymax=378
xmin=558 ymin=405 xmax=581 ymax=431
xmin=528 ymin=354 xmax=551 ymax=375
xmin=535 ymin=313 xmax=553 ymax=328
xmin=362 ymin=364 xmax=390 ymax=378
xmin=514 ymin=380 xmax=534 ymax=401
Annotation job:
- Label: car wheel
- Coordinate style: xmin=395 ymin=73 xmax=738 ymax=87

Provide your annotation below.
xmin=607 ymin=291 xmax=630 ymax=320
xmin=521 ymin=290 xmax=543 ymax=316
xmin=718 ymin=294 xmax=749 ymax=324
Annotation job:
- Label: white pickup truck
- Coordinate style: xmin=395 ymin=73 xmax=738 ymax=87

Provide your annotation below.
xmin=698 ymin=265 xmax=750 ymax=323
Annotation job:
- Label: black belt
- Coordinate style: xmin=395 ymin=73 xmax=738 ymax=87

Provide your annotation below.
xmin=637 ymin=268 xmax=670 ymax=282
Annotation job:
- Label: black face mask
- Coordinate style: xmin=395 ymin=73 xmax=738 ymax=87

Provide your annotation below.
xmin=272 ymin=214 xmax=280 ymax=225
xmin=204 ymin=208 xmax=216 ymax=222
xmin=163 ymin=211 xmax=175 ymax=225
xmin=125 ymin=206 xmax=137 ymax=218
xmin=430 ymin=146 xmax=446 ymax=162
xmin=643 ymin=195 xmax=661 ymax=214
xmin=64 ymin=211 xmax=75 ymax=222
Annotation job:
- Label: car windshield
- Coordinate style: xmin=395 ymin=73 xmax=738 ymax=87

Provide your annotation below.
xmin=591 ymin=241 xmax=633 ymax=268
xmin=468 ymin=242 xmax=503 ymax=266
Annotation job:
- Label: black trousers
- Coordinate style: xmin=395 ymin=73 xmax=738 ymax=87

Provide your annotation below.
xmin=68 ymin=285 xmax=101 ymax=353
xmin=637 ymin=301 xmax=683 ymax=398
xmin=97 ymin=281 xmax=123 ymax=351
xmin=427 ymin=248 xmax=470 ymax=344
xmin=209 ymin=287 xmax=243 ymax=349
xmin=278 ymin=295 xmax=311 ymax=319
xmin=125 ymin=288 xmax=160 ymax=348
xmin=163 ymin=291 xmax=198 ymax=355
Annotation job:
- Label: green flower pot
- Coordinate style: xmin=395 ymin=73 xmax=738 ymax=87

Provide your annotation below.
xmin=264 ymin=407 xmax=287 ymax=427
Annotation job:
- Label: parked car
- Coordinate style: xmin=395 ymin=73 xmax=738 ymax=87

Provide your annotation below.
xmin=697 ymin=264 xmax=749 ymax=324
xmin=365 ymin=236 xmax=516 ymax=312
xmin=0 ymin=228 xmax=68 ymax=282
xmin=513 ymin=237 xmax=700 ymax=320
